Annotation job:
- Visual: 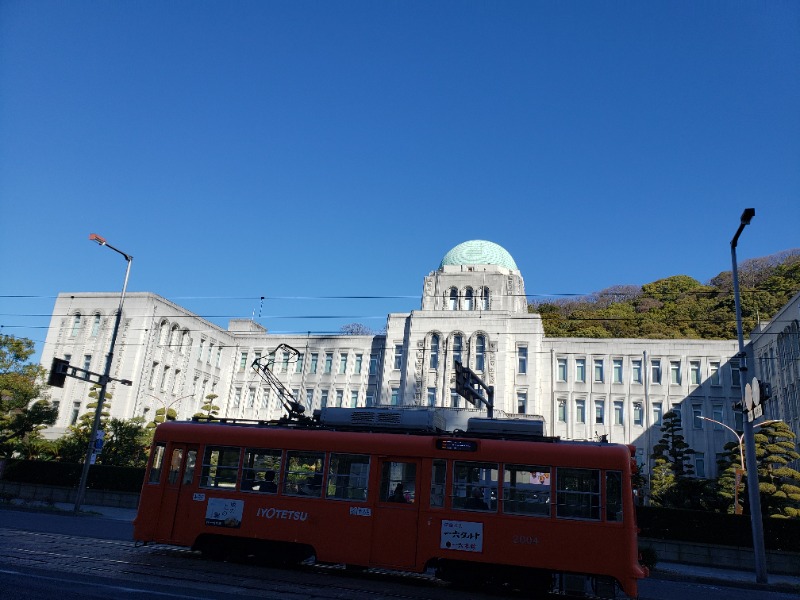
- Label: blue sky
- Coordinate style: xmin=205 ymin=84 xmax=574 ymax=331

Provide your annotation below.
xmin=1 ymin=1 xmax=798 ymax=360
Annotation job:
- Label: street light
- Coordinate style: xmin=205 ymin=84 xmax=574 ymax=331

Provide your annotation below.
xmin=699 ymin=417 xmax=781 ymax=513
xmin=730 ymin=208 xmax=768 ymax=583
xmin=74 ymin=234 xmax=133 ymax=513
xmin=143 ymin=392 xmax=194 ymax=424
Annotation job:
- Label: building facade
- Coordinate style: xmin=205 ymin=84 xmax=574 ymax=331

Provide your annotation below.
xmin=39 ymin=240 xmax=794 ymax=482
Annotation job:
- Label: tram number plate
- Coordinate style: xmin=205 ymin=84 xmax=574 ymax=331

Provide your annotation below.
xmin=440 ymin=520 xmax=483 ymax=553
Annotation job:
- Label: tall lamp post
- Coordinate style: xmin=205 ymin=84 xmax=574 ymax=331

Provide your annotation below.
xmin=74 ymin=234 xmax=133 ymax=513
xmin=730 ymin=208 xmax=768 ymax=583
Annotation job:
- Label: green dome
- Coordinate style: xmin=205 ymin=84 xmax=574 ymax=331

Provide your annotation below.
xmin=439 ymin=240 xmax=518 ymax=271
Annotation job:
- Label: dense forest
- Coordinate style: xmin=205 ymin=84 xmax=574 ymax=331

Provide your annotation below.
xmin=530 ymin=249 xmax=800 ymax=339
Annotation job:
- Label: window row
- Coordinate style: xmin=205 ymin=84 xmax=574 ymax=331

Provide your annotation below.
xmin=239 ymin=350 xmax=375 ymax=377
xmin=425 ymin=334 xmax=488 ymax=372
xmin=446 ymin=286 xmax=490 ymax=311
xmin=68 ymin=313 xmax=105 ymax=338
xmin=555 ymin=357 xmax=737 ymax=387
xmin=149 ymin=444 xmax=624 ymax=522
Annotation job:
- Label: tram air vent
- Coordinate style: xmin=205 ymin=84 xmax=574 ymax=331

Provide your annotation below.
xmin=320 ymin=407 xmax=445 ymax=432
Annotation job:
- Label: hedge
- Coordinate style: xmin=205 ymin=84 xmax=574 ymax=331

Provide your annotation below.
xmin=0 ymin=459 xmax=145 ymax=493
xmin=637 ymin=506 xmax=800 ymax=553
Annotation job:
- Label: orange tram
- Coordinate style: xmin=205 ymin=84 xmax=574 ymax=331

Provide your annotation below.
xmin=134 ymin=408 xmax=648 ymax=598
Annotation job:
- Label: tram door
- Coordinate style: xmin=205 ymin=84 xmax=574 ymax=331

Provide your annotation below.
xmin=154 ymin=444 xmax=198 ymax=543
xmin=370 ymin=459 xmax=421 ymax=569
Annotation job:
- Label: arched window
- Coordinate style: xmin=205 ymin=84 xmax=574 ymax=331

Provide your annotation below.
xmin=169 ymin=324 xmax=180 ymax=348
xmin=452 ymin=334 xmax=463 ymax=367
xmin=159 ymin=320 xmax=169 ymax=346
xmin=430 ymin=334 xmax=440 ymax=369
xmin=475 ymin=335 xmax=486 ymax=371
xmin=90 ymin=313 xmax=101 ymax=337
xmin=180 ymin=330 xmax=190 ymax=355
xmin=448 ymin=288 xmax=458 ymax=310
xmin=481 ymin=287 xmax=490 ymax=310
xmin=70 ymin=313 xmax=82 ymax=337
xmin=464 ymin=288 xmax=474 ymax=311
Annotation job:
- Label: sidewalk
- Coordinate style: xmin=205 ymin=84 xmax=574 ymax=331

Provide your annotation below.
xmin=650 ymin=561 xmax=800 ymax=593
xmin=6 ymin=498 xmax=138 ymax=521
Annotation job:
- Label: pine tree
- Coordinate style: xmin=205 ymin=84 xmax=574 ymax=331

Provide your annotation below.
xmin=755 ymin=420 xmax=800 ymax=519
xmin=194 ymin=393 xmax=220 ymax=421
xmin=650 ymin=410 xmax=696 ymax=507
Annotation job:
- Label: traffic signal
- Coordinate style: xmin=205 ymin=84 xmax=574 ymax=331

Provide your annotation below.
xmin=47 ymin=357 xmax=70 ymax=388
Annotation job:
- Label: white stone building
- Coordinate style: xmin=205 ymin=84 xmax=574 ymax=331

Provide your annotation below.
xmin=39 ymin=240 xmax=794 ymax=481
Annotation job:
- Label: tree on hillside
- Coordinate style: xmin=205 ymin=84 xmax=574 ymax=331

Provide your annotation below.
xmin=0 ymin=334 xmax=58 ymax=457
xmin=650 ymin=410 xmax=696 ymax=507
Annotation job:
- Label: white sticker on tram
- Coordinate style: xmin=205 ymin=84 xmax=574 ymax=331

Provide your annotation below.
xmin=440 ymin=520 xmax=484 ymax=553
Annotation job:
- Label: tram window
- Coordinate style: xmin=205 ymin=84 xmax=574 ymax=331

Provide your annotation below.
xmin=556 ymin=468 xmax=600 ymax=520
xmin=327 ymin=454 xmax=370 ymax=501
xmin=606 ymin=470 xmax=623 ymax=522
xmin=284 ymin=450 xmax=325 ymax=497
xmin=148 ymin=443 xmax=166 ymax=484
xmin=182 ymin=450 xmax=197 ymax=485
xmin=200 ymin=446 xmax=241 ymax=489
xmin=453 ymin=461 xmax=498 ymax=512
xmin=242 ymin=448 xmax=282 ymax=493
xmin=380 ymin=462 xmax=417 ymax=504
xmin=430 ymin=460 xmax=446 ymax=508
xmin=502 ymin=465 xmax=551 ymax=517
xmin=168 ymin=448 xmax=184 ymax=484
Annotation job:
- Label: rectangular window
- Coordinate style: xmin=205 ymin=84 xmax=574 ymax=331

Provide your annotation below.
xmin=366 ymin=389 xmax=376 ymax=406
xmin=282 ymin=351 xmax=290 ymax=373
xmin=606 ymin=471 xmax=623 ymax=522
xmin=335 ymin=389 xmax=344 ymax=407
xmin=239 ymin=351 xmax=248 ymax=371
xmin=320 ymin=389 xmax=329 ymax=407
xmin=369 ymin=354 xmax=378 ymax=375
xmin=233 ymin=387 xmax=241 ymax=408
xmin=558 ymin=399 xmax=567 ymax=422
xmin=575 ymin=358 xmax=586 ymax=383
xmin=670 ymin=360 xmax=681 ymax=385
xmin=172 ymin=369 xmax=181 ymax=395
xmin=594 ymin=359 xmax=604 ymax=383
xmin=452 ymin=336 xmax=462 ymax=367
xmin=339 ymin=353 xmax=348 ymax=374
xmin=710 ymin=361 xmax=721 ymax=386
xmin=731 ymin=362 xmax=741 ymax=387
xmin=380 ymin=461 xmax=417 ymax=503
xmin=295 ymin=353 xmax=304 ymax=374
xmin=517 ymin=391 xmax=527 ymax=414
xmin=595 ymin=400 xmax=605 ymax=424
xmin=198 ymin=339 xmax=205 ymax=362
xmin=712 ymin=404 xmax=724 ymax=429
xmin=651 ymin=359 xmax=662 ymax=384
xmin=247 ymin=388 xmax=255 ymax=408
xmin=284 ymin=450 xmax=325 ymax=497
xmin=695 ymin=452 xmax=706 ymax=478
xmin=149 ymin=362 xmax=158 ymax=389
xmin=556 ymin=467 xmax=600 ymax=520
xmin=147 ymin=443 xmax=166 ymax=484
xmin=614 ymin=401 xmax=624 ymax=425
xmin=305 ymin=388 xmax=314 ymax=407
xmin=518 ymin=347 xmax=528 ymax=374
xmin=160 ymin=366 xmax=170 ymax=391
xmin=241 ymin=448 xmax=281 ymax=493
xmin=693 ymin=405 xmax=703 ymax=429
xmin=70 ymin=401 xmax=80 ymax=425
xmin=310 ymin=353 xmax=318 ymax=374
xmin=391 ymin=387 xmax=400 ymax=405
xmin=327 ymin=453 xmax=370 ymax=501
xmin=453 ymin=461 xmax=498 ymax=512
xmin=451 ymin=388 xmax=460 ymax=408
xmin=613 ymin=359 xmax=623 ymax=384
xmin=207 ymin=343 xmax=214 ymax=364
xmin=83 ymin=354 xmax=92 ymax=372
xmin=633 ymin=402 xmax=643 ymax=426
xmin=427 ymin=387 xmax=437 ymax=407
xmin=430 ymin=460 xmax=447 ymax=507
xmin=557 ymin=358 xmax=567 ymax=382
xmin=690 ymin=360 xmax=701 ymax=385
xmin=393 ymin=345 xmax=403 ymax=370
xmin=354 ymin=354 xmax=363 ymax=374
xmin=200 ymin=446 xmax=241 ymax=489
xmin=350 ymin=390 xmax=358 ymax=407
xmin=653 ymin=403 xmax=663 ymax=425
xmin=632 ymin=360 xmax=642 ymax=384
xmin=324 ymin=353 xmax=333 ymax=374
xmin=503 ymin=464 xmax=551 ymax=516
xmin=576 ymin=399 xmax=586 ymax=423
